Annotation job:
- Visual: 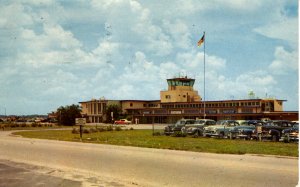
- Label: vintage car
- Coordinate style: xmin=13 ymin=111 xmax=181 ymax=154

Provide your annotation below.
xmin=252 ymin=120 xmax=294 ymax=141
xmin=164 ymin=119 xmax=195 ymax=136
xmin=279 ymin=123 xmax=299 ymax=143
xmin=203 ymin=120 xmax=240 ymax=138
xmin=114 ymin=119 xmax=132 ymax=125
xmin=182 ymin=119 xmax=216 ymax=137
xmin=228 ymin=120 xmax=264 ymax=140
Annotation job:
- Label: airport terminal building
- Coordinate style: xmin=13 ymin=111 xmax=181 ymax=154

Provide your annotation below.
xmin=79 ymin=77 xmax=298 ymax=124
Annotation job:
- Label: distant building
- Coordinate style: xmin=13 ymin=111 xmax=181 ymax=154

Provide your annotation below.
xmin=79 ymin=77 xmax=298 ymax=123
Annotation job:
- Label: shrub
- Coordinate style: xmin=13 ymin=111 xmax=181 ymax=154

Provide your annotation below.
xmin=115 ymin=126 xmax=122 ymax=131
xmin=171 ymin=131 xmax=186 ymax=137
xmin=106 ymin=125 xmax=113 ymax=131
xmin=90 ymin=128 xmax=98 ymax=133
xmin=129 ymin=127 xmax=134 ymax=130
xmin=72 ymin=128 xmax=80 ymax=134
xmin=83 ymin=128 xmax=91 ymax=134
xmin=152 ymin=132 xmax=161 ymax=136
xmin=97 ymin=127 xmax=106 ymax=132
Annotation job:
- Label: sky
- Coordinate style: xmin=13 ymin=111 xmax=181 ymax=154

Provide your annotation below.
xmin=0 ymin=0 xmax=298 ymax=115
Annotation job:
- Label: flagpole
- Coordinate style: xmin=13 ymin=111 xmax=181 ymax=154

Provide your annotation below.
xmin=203 ymin=31 xmax=206 ymax=119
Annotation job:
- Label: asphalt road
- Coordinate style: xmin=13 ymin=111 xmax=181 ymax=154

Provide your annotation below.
xmin=0 ymin=130 xmax=298 ymax=187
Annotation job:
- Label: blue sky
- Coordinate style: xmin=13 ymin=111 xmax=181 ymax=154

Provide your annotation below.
xmin=0 ymin=0 xmax=298 ymax=115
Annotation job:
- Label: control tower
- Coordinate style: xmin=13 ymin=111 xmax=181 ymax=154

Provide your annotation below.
xmin=160 ymin=76 xmax=202 ymax=103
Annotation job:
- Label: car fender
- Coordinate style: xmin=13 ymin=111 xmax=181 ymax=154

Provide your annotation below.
xmin=269 ymin=129 xmax=280 ymax=136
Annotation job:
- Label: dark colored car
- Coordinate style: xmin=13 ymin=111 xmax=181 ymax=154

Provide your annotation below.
xmin=229 ymin=125 xmax=256 ymax=140
xmin=164 ymin=119 xmax=195 ymax=136
xmin=280 ymin=123 xmax=299 ymax=143
xmin=252 ymin=120 xmax=294 ymax=141
xmin=228 ymin=120 xmax=265 ymax=140
xmin=182 ymin=119 xmax=216 ymax=137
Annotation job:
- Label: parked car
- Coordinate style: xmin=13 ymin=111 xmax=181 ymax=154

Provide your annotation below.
xmin=252 ymin=120 xmax=294 ymax=141
xmin=164 ymin=119 xmax=195 ymax=136
xmin=228 ymin=125 xmax=256 ymax=140
xmin=182 ymin=119 xmax=216 ymax=137
xmin=203 ymin=120 xmax=240 ymax=138
xmin=228 ymin=120 xmax=264 ymax=140
xmin=279 ymin=123 xmax=299 ymax=143
xmin=240 ymin=120 xmax=265 ymax=126
xmin=114 ymin=119 xmax=132 ymax=125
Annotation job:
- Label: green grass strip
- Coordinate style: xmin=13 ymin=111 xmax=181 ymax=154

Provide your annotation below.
xmin=13 ymin=130 xmax=298 ymax=157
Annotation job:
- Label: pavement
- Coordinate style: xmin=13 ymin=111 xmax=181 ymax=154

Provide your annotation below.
xmin=0 ymin=160 xmax=82 ymax=187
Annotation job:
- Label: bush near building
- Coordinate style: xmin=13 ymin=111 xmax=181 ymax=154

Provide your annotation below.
xmin=56 ymin=104 xmax=82 ymax=126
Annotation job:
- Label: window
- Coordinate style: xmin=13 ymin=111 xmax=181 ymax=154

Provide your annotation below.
xmin=165 ymin=95 xmax=171 ymax=99
xmin=130 ymin=103 xmax=133 ymax=107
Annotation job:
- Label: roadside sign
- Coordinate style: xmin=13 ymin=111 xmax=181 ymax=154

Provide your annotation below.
xmin=256 ymin=126 xmax=262 ymax=133
xmin=75 ymin=118 xmax=86 ymax=126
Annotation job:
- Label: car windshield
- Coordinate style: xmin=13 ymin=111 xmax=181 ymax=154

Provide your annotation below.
xmin=194 ymin=120 xmax=206 ymax=125
xmin=175 ymin=120 xmax=186 ymax=126
xmin=216 ymin=120 xmax=226 ymax=125
xmin=293 ymin=124 xmax=299 ymax=129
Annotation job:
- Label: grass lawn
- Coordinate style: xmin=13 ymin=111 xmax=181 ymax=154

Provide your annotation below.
xmin=13 ymin=129 xmax=298 ymax=157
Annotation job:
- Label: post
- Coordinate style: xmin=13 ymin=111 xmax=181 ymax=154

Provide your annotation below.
xmin=76 ymin=118 xmax=86 ymax=141
xmin=152 ymin=122 xmax=154 ymax=136
xmin=80 ymin=125 xmax=83 ymax=140
xmin=256 ymin=125 xmax=262 ymax=141
xmin=152 ymin=116 xmax=155 ymax=135
xmin=258 ymin=133 xmax=262 ymax=141
xmin=203 ymin=31 xmax=206 ymax=119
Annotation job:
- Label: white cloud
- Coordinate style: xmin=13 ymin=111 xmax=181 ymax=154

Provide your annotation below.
xmin=0 ymin=3 xmax=33 ymax=28
xmin=269 ymin=46 xmax=298 ymax=75
xmin=254 ymin=17 xmax=298 ymax=48
xmin=176 ymin=51 xmax=226 ymax=71
xmin=162 ymin=19 xmax=191 ymax=49
xmin=204 ymin=70 xmax=277 ymax=100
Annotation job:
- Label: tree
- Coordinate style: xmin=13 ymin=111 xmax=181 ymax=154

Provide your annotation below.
xmin=56 ymin=104 xmax=82 ymax=126
xmin=105 ymin=104 xmax=122 ymax=123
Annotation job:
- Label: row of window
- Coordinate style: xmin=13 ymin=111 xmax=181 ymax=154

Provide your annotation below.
xmin=127 ymin=101 xmax=277 ymax=109
xmin=86 ymin=103 xmax=106 ymax=114
xmin=162 ymin=102 xmax=261 ymax=109
xmin=128 ymin=108 xmax=257 ymax=115
xmin=167 ymin=80 xmax=195 ymax=87
xmin=135 ymin=108 xmax=256 ymax=115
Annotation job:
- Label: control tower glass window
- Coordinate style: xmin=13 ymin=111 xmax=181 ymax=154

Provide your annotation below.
xmin=167 ymin=79 xmax=195 ymax=87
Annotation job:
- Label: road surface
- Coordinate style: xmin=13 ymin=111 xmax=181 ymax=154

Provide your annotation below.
xmin=0 ymin=130 xmax=298 ymax=187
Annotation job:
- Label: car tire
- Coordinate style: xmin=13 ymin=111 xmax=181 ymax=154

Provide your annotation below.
xmin=271 ymin=134 xmax=278 ymax=142
xmin=193 ymin=131 xmax=200 ymax=138
xmin=219 ymin=132 xmax=224 ymax=138
xmin=246 ymin=134 xmax=251 ymax=140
